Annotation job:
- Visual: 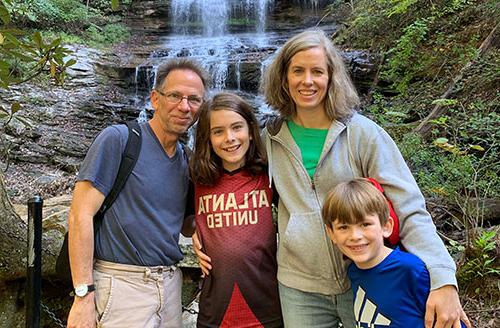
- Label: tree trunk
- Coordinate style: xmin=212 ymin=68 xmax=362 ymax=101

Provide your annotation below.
xmin=0 ymin=170 xmax=62 ymax=282
xmin=0 ymin=170 xmax=27 ymax=281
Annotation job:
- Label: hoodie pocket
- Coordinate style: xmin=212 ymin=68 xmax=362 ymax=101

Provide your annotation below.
xmin=280 ymin=212 xmax=333 ymax=278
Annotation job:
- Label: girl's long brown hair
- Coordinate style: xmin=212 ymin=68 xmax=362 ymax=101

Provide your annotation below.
xmin=190 ymin=92 xmax=267 ymax=186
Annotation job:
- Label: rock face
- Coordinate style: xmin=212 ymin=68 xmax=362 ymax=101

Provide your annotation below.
xmin=11 ymin=195 xmax=198 ymax=274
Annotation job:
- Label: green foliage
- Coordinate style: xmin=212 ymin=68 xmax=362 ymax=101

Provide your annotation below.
xmin=364 ymin=92 xmax=409 ymax=125
xmin=2 ymin=0 xmax=36 ymax=22
xmin=89 ymin=0 xmax=131 ymax=12
xmin=458 ymin=229 xmax=500 ymax=295
xmin=398 ymin=122 xmax=499 ymax=233
xmin=5 ymin=0 xmax=131 ymax=30
xmin=341 ymin=0 xmax=483 ymax=92
xmin=433 ymin=0 xmax=476 ymax=18
xmin=377 ymin=0 xmax=419 ymax=17
xmin=41 ymin=30 xmax=84 ymax=45
xmin=0 ymin=28 xmax=75 ymax=85
xmin=4 ymin=0 xmax=109 ymax=32
xmin=430 ymin=101 xmax=499 ymax=158
xmin=348 ymin=2 xmax=388 ymax=46
xmin=0 ymin=1 xmax=75 ymax=133
xmin=382 ymin=17 xmax=431 ymax=93
xmin=85 ymin=23 xmax=129 ymax=48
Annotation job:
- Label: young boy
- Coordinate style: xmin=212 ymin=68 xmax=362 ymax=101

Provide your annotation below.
xmin=322 ymin=178 xmax=465 ymax=328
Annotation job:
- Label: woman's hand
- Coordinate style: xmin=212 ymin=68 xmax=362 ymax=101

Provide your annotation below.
xmin=425 ymin=285 xmax=471 ymax=328
xmin=192 ymin=230 xmax=212 ymax=276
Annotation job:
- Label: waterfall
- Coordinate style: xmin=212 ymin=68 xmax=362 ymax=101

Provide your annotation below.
xmin=172 ymin=0 xmax=272 ymax=35
xmin=293 ymin=0 xmax=325 ymax=10
xmin=236 ymin=59 xmax=241 ymax=91
xmin=172 ymin=0 xmax=229 ymax=37
xmin=134 ymin=0 xmax=331 ymax=98
xmin=166 ymin=0 xmax=273 ymax=90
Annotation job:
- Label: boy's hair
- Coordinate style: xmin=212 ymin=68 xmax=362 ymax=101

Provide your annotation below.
xmin=190 ymin=92 xmax=267 ymax=186
xmin=322 ymin=178 xmax=389 ymax=228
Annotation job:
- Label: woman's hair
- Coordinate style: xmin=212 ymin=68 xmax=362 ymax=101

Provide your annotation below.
xmin=322 ymin=178 xmax=389 ymax=228
xmin=190 ymin=92 xmax=267 ymax=186
xmin=261 ymin=28 xmax=359 ymax=122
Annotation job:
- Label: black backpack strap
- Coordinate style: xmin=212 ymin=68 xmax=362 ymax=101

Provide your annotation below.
xmin=95 ymin=121 xmax=142 ymax=224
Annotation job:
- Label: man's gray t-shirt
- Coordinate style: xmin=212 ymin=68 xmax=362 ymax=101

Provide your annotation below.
xmin=77 ymin=122 xmax=191 ymax=266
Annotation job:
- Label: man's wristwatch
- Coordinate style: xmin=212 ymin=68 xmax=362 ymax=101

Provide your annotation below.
xmin=71 ymin=284 xmax=95 ymax=297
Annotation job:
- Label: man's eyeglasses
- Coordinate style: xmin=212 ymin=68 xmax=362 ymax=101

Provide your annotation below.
xmin=156 ymin=90 xmax=203 ymax=108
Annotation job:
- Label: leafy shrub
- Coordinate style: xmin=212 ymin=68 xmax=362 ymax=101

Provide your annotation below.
xmin=86 ymin=23 xmax=129 ymax=48
xmin=363 ymin=92 xmax=410 ymax=125
xmin=6 ymin=0 xmax=105 ymax=32
xmin=458 ymin=229 xmax=500 ymax=296
xmin=398 ymin=130 xmax=499 ymax=235
xmin=382 ymin=17 xmax=431 ymax=93
xmin=378 ymin=0 xmax=419 ymax=17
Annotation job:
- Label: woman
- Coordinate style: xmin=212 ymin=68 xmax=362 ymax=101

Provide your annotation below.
xmin=259 ymin=28 xmax=469 ymax=328
xmin=194 ymin=28 xmax=469 ymax=328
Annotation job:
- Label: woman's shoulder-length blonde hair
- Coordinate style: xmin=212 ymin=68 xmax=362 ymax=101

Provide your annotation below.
xmin=261 ymin=28 xmax=359 ymax=123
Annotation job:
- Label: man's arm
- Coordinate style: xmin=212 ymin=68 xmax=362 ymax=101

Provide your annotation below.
xmin=67 ymin=181 xmax=105 ymax=328
xmin=181 ymin=180 xmax=196 ymax=237
xmin=181 ymin=214 xmax=196 ymax=237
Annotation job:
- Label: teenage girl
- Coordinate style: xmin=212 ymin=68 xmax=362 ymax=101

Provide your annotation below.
xmin=190 ymin=92 xmax=283 ymax=328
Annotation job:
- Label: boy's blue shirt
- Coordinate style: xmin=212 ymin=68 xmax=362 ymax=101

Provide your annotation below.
xmin=348 ymin=247 xmax=466 ymax=328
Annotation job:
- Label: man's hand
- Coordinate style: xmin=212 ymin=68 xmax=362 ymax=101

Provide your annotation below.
xmin=67 ymin=295 xmax=96 ymax=328
xmin=192 ymin=231 xmax=212 ymax=276
xmin=425 ymin=285 xmax=471 ymax=328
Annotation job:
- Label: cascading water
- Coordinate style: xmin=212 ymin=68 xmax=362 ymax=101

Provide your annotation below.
xmin=172 ymin=0 xmax=230 ymax=37
xmin=134 ymin=0 xmax=335 ymax=119
xmin=165 ymin=0 xmax=273 ymax=90
xmin=293 ymin=0 xmax=327 ymax=10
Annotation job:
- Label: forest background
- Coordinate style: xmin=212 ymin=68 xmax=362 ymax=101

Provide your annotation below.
xmin=0 ymin=0 xmax=498 ymax=327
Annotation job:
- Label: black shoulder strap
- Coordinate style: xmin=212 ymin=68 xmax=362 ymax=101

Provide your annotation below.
xmin=181 ymin=142 xmax=192 ymax=159
xmin=94 ymin=121 xmax=142 ymax=226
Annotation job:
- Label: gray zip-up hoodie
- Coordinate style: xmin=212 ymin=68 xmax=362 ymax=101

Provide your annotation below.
xmin=263 ymin=112 xmax=457 ymax=295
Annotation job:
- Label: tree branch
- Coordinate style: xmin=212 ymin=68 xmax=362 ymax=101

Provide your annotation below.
xmin=413 ymin=22 xmax=499 ymax=137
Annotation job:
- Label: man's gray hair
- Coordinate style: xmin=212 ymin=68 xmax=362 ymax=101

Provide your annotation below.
xmin=154 ymin=58 xmax=211 ymax=91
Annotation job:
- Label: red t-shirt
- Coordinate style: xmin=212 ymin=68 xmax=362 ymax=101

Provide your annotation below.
xmin=195 ymin=169 xmax=282 ymax=328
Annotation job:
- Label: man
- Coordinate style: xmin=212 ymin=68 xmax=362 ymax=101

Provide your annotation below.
xmin=67 ymin=58 xmax=209 ymax=328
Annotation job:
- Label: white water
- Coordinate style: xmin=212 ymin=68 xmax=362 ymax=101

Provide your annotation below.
xmin=172 ymin=0 xmax=230 ymax=37
xmin=167 ymin=0 xmax=273 ymax=89
xmin=134 ymin=0 xmax=333 ymax=119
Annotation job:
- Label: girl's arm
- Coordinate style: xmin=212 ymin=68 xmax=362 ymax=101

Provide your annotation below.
xmin=192 ymin=231 xmax=212 ymax=276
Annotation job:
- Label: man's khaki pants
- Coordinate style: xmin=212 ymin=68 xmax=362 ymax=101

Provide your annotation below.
xmin=93 ymin=260 xmax=182 ymax=328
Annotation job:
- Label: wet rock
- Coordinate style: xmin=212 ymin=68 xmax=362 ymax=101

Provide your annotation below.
xmin=94 ymin=62 xmax=138 ymax=88
xmin=239 ymin=61 xmax=262 ymax=92
xmin=343 ymin=50 xmax=381 ymax=92
xmin=177 ymin=48 xmax=191 ymax=57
